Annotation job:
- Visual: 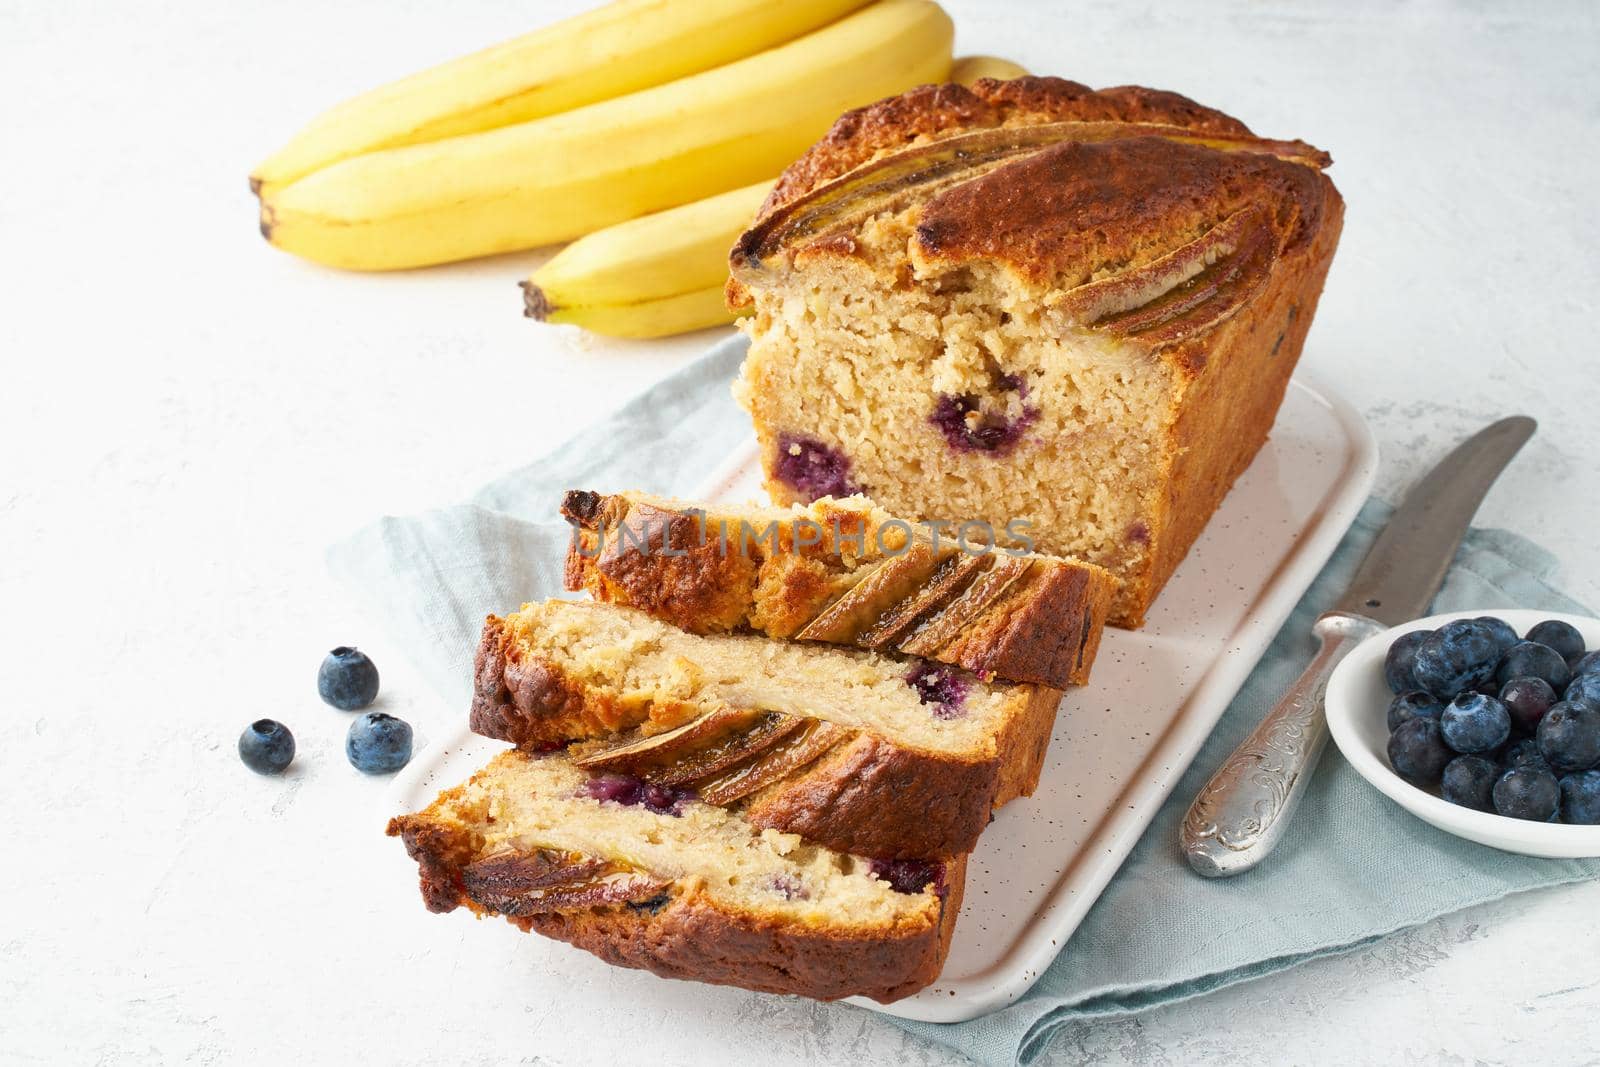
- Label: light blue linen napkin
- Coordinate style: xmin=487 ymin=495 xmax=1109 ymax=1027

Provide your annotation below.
xmin=329 ymin=335 xmax=1599 ymax=1066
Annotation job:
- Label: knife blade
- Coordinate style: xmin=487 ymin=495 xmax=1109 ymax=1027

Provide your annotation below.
xmin=1180 ymin=415 xmax=1537 ymax=877
xmin=1335 ymin=416 xmax=1537 ymax=626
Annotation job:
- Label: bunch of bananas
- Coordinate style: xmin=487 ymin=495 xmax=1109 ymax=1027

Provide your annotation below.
xmin=254 ymin=0 xmax=1025 ymax=337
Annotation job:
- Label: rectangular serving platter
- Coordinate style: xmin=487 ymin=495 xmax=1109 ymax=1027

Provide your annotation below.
xmin=385 ymin=373 xmax=1376 ymax=1024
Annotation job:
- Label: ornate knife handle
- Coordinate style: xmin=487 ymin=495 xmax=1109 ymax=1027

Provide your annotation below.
xmin=1180 ymin=610 xmax=1385 ymax=878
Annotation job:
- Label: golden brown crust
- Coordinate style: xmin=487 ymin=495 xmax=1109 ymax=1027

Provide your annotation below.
xmin=561 ymin=489 xmax=1113 ymax=687
xmin=763 ymin=77 xmax=1254 ymax=216
xmin=386 ymin=810 xmax=965 ymax=1003
xmin=907 ymin=133 xmax=1329 ymax=290
xmin=469 ymin=614 xmax=1063 ymax=858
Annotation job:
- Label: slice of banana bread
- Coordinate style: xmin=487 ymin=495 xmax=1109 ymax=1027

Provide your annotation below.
xmin=727 ymin=77 xmax=1345 ymax=627
xmin=388 ymin=749 xmax=963 ymax=1002
xmin=470 ymin=599 xmax=1061 ymax=858
xmin=561 ymin=488 xmax=1113 ymax=687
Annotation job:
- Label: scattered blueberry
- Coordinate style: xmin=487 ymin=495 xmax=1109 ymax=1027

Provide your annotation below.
xmin=1536 ymin=700 xmax=1600 ymax=773
xmin=1474 ymin=616 xmax=1520 ymax=658
xmin=346 ymin=711 xmax=413 ymax=774
xmin=1569 ymin=650 xmax=1600 ymax=680
xmin=1383 ymin=630 xmax=1434 ymax=694
xmin=318 ymin=647 xmax=381 ymax=710
xmin=1566 ymin=672 xmax=1600 ymax=709
xmin=1525 ymin=620 xmax=1585 ymax=663
xmin=1492 ymin=766 xmax=1561 ymax=821
xmin=1387 ymin=690 xmax=1444 ymax=731
xmin=1498 ymin=676 xmax=1559 ymax=735
xmin=1559 ymin=770 xmax=1600 ymax=825
xmin=1440 ymin=692 xmax=1511 ymax=754
xmin=1493 ymin=641 xmax=1570 ymax=692
xmin=1440 ymin=755 xmax=1499 ymax=812
xmin=238 ymin=719 xmax=295 ymax=774
xmin=1412 ymin=620 xmax=1501 ymax=699
xmin=1387 ymin=718 xmax=1453 ymax=786
xmin=1503 ymin=738 xmax=1550 ymax=773
xmin=772 ymin=434 xmax=859 ymax=500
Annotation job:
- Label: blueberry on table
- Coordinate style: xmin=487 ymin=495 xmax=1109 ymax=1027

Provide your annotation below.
xmin=346 ymin=711 xmax=413 ymax=774
xmin=1525 ymin=620 xmax=1585 ymax=663
xmin=1494 ymin=641 xmax=1570 ymax=692
xmin=239 ymin=719 xmax=295 ymax=774
xmin=1474 ymin=616 xmax=1520 ymax=658
xmin=1383 ymin=630 xmax=1434 ymax=694
xmin=1441 ymin=755 xmax=1500 ymax=812
xmin=1559 ymin=770 xmax=1600 ymax=825
xmin=1493 ymin=766 xmax=1561 ymax=821
xmin=318 ymin=647 xmax=381 ymax=710
xmin=1536 ymin=700 xmax=1600 ymax=773
xmin=1439 ymin=692 xmax=1512 ymax=754
xmin=1387 ymin=690 xmax=1444 ymax=732
xmin=1412 ymin=620 xmax=1501 ymax=699
xmin=1387 ymin=718 xmax=1453 ymax=786
xmin=1503 ymin=738 xmax=1550 ymax=772
xmin=1566 ymin=672 xmax=1600 ymax=709
xmin=1498 ymin=676 xmax=1558 ymax=734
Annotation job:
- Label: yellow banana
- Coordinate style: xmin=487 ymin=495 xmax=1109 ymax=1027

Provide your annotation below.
xmin=252 ymin=0 xmax=872 ymax=193
xmin=531 ymin=288 xmax=739 ymax=339
xmin=260 ymin=0 xmax=954 ymax=271
xmin=950 ymin=55 xmax=1030 ymax=85
xmin=523 ymin=180 xmax=774 ymax=338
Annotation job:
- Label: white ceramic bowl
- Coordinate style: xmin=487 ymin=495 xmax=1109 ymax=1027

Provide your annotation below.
xmin=1326 ymin=608 xmax=1600 ymax=858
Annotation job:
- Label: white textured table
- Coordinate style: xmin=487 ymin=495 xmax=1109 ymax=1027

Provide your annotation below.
xmin=5 ymin=1 xmax=1599 ymax=1063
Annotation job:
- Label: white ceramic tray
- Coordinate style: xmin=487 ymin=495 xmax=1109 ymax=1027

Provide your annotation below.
xmin=386 ymin=374 xmax=1376 ymax=1024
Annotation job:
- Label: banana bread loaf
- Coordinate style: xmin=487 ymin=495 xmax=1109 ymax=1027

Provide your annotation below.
xmin=388 ymin=749 xmax=963 ymax=1002
xmin=470 ymin=599 xmax=1061 ymax=857
xmin=561 ymin=488 xmax=1113 ymax=687
xmin=727 ymin=77 xmax=1344 ymax=627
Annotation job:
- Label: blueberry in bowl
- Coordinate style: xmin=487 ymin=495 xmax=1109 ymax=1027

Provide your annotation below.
xmin=1383 ymin=630 xmax=1433 ymax=694
xmin=1386 ymin=690 xmax=1443 ymax=731
xmin=1440 ymin=755 xmax=1499 ymax=812
xmin=1525 ymin=619 xmax=1585 ymax=663
xmin=1386 ymin=718 xmax=1452 ymax=786
xmin=1325 ymin=609 xmax=1600 ymax=857
xmin=1560 ymin=770 xmax=1600 ymax=825
xmin=1566 ymin=672 xmax=1600 ymax=709
xmin=1411 ymin=619 xmax=1502 ymax=699
xmin=1536 ymin=700 xmax=1600 ymax=774
xmin=1498 ymin=676 xmax=1558 ymax=735
xmin=1438 ymin=692 xmax=1511 ymax=754
xmin=1492 ymin=766 xmax=1561 ymax=822
xmin=1493 ymin=640 xmax=1569 ymax=692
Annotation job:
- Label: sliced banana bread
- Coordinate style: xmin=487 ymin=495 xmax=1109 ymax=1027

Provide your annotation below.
xmin=561 ymin=488 xmax=1113 ymax=687
xmin=387 ymin=750 xmax=963 ymax=1003
xmin=726 ymin=77 xmax=1344 ymax=627
xmin=470 ymin=599 xmax=1061 ymax=858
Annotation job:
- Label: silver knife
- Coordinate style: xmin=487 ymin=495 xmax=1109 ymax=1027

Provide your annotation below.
xmin=1180 ymin=415 xmax=1537 ymax=877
